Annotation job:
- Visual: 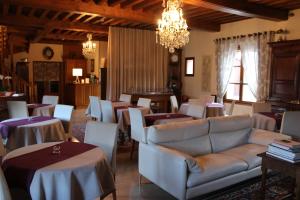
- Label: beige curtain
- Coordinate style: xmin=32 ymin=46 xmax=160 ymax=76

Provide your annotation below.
xmin=107 ymin=26 xmax=168 ymax=100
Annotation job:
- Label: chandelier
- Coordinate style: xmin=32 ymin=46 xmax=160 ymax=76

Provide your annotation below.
xmin=82 ymin=33 xmax=96 ymax=59
xmin=157 ymin=0 xmax=189 ymax=53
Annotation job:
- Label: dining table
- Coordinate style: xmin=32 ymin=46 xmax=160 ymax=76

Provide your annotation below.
xmin=1 ymin=141 xmax=116 ymax=200
xmin=27 ymin=103 xmax=55 ymax=116
xmin=144 ymin=113 xmax=194 ymax=126
xmin=0 ymin=116 xmax=65 ymax=151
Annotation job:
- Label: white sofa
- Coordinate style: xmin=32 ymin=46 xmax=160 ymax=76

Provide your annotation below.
xmin=139 ymin=115 xmax=290 ymax=200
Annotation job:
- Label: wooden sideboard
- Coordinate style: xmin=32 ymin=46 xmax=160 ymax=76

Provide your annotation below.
xmin=268 ymin=40 xmax=300 ymax=111
xmin=65 ymin=84 xmax=100 ymax=108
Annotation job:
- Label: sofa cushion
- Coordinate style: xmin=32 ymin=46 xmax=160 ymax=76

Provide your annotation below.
xmin=220 ymin=143 xmax=267 ymax=170
xmin=148 ymin=119 xmax=211 ymax=156
xmin=187 ymin=153 xmax=248 ymax=187
xmin=209 ymin=115 xmax=252 ymax=152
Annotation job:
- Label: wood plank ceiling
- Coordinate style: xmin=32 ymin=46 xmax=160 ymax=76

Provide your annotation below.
xmin=1 ymin=0 xmax=300 ymax=52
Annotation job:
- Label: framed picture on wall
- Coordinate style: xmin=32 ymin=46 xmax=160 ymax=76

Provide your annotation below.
xmin=185 ymin=57 xmax=194 ymax=76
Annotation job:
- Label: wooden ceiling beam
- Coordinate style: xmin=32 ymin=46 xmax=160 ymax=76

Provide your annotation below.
xmin=132 ymin=1 xmax=161 ymax=11
xmin=183 ymin=0 xmax=289 ymax=21
xmin=107 ymin=0 xmax=125 ymax=7
xmin=120 ymin=0 xmax=145 ymax=9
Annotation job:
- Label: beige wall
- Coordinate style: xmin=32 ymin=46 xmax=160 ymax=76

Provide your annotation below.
xmin=182 ymin=8 xmax=300 ymax=98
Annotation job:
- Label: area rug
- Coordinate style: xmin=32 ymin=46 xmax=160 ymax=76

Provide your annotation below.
xmin=198 ymin=174 xmax=293 ymax=200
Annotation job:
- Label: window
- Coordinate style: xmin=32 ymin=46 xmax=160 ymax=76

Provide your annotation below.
xmin=185 ymin=57 xmax=194 ymax=76
xmin=225 ymin=49 xmax=256 ymax=103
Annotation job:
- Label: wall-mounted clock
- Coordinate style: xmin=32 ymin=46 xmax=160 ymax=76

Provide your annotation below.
xmin=170 ymin=53 xmax=179 ymax=63
xmin=43 ymin=46 xmax=54 ymax=60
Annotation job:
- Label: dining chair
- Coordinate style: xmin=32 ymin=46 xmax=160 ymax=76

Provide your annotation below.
xmin=252 ymin=102 xmax=272 ymax=113
xmin=280 ymin=111 xmax=300 ymax=139
xmin=89 ymin=96 xmax=102 ymax=121
xmin=100 ymin=100 xmax=116 ymax=123
xmin=54 ymin=104 xmax=74 ymax=138
xmin=170 ymin=95 xmax=179 ymax=113
xmin=84 ymin=121 xmax=118 ymax=176
xmin=186 ymin=104 xmax=205 ymax=119
xmin=137 ymin=98 xmax=151 ymax=108
xmin=119 ymin=94 xmax=132 ymax=103
xmin=7 ymin=101 xmax=29 ymax=118
xmin=225 ymin=100 xmax=236 ymax=116
xmin=0 ymin=167 xmax=12 ymax=200
xmin=128 ymin=108 xmax=148 ymax=160
xmin=42 ymin=95 xmax=59 ymax=105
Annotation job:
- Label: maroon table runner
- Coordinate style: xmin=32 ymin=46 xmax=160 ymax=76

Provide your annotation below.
xmin=0 ymin=116 xmax=54 ymax=139
xmin=259 ymin=112 xmax=283 ymax=130
xmin=145 ymin=113 xmax=191 ymax=126
xmin=2 ymin=142 xmax=97 ymax=191
xmin=28 ymin=104 xmax=51 ymax=115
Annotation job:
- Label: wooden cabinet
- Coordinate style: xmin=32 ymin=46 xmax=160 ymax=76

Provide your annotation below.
xmin=65 ymin=84 xmax=100 ymax=108
xmin=65 ymin=59 xmax=87 ymax=83
xmin=167 ymin=49 xmax=182 ymax=102
xmin=268 ymin=40 xmax=300 ymax=110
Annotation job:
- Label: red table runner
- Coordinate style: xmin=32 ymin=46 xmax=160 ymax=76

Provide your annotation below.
xmin=145 ymin=113 xmax=191 ymax=126
xmin=2 ymin=142 xmax=97 ymax=191
xmin=0 ymin=116 xmax=54 ymax=139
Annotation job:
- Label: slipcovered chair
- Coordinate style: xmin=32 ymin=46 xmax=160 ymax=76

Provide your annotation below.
xmin=280 ymin=111 xmax=300 ymax=139
xmin=54 ymin=104 xmax=74 ymax=139
xmin=0 ymin=167 xmax=12 ymax=200
xmin=225 ymin=100 xmax=236 ymax=116
xmin=188 ymin=95 xmax=215 ymax=105
xmin=84 ymin=121 xmax=118 ymax=176
xmin=186 ymin=104 xmax=205 ymax=119
xmin=252 ymin=102 xmax=272 ymax=113
xmin=137 ymin=98 xmax=151 ymax=108
xmin=7 ymin=101 xmax=29 ymax=118
xmin=119 ymin=94 xmax=132 ymax=103
xmin=170 ymin=95 xmax=179 ymax=113
xmin=128 ymin=108 xmax=148 ymax=159
xmin=100 ymin=100 xmax=116 ymax=123
xmin=89 ymin=96 xmax=102 ymax=121
xmin=42 ymin=95 xmax=59 ymax=105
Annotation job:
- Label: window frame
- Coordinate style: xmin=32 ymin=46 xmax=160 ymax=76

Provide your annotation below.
xmin=185 ymin=57 xmax=195 ymax=76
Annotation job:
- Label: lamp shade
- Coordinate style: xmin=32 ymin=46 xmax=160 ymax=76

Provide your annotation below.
xmin=72 ymin=68 xmax=83 ymax=76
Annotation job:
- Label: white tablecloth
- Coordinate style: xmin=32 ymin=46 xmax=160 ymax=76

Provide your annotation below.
xmin=179 ymin=103 xmax=224 ymax=117
xmin=2 ymin=142 xmax=115 ymax=200
xmin=28 ymin=104 xmax=55 ymax=116
xmin=2 ymin=117 xmax=66 ymax=151
xmin=252 ymin=113 xmax=276 ymax=131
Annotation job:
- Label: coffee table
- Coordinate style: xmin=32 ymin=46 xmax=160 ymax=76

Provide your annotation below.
xmin=258 ymin=152 xmax=298 ymax=199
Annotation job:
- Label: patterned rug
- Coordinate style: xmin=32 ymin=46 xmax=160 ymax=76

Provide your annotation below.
xmin=199 ymin=174 xmax=293 ymax=200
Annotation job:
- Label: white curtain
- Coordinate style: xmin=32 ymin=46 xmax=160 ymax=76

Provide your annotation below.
xmin=240 ymin=32 xmax=275 ymax=101
xmin=215 ymin=39 xmax=238 ymax=103
xmin=107 ymin=27 xmax=168 ymax=100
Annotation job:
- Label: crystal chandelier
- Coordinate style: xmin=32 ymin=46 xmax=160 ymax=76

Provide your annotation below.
xmin=157 ymin=0 xmax=189 ymax=53
xmin=82 ymin=33 xmax=96 ymax=59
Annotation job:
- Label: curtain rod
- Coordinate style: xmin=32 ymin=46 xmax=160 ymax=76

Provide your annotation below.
xmin=215 ymin=30 xmax=276 ymax=41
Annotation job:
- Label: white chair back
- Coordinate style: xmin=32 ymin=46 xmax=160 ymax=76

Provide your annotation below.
xmin=0 ymin=167 xmax=12 ymax=200
xmin=137 ymin=98 xmax=151 ymax=108
xmin=54 ymin=104 xmax=74 ymax=134
xmin=188 ymin=95 xmax=215 ymax=105
xmin=186 ymin=104 xmax=205 ymax=119
xmin=7 ymin=101 xmax=29 ymax=118
xmin=128 ymin=108 xmax=147 ymax=143
xmin=119 ymin=94 xmax=132 ymax=103
xmin=89 ymin=96 xmax=101 ymax=120
xmin=252 ymin=102 xmax=272 ymax=113
xmin=227 ymin=100 xmax=236 ymax=116
xmin=170 ymin=95 xmax=179 ymax=113
xmin=42 ymin=95 xmax=59 ymax=105
xmin=100 ymin=100 xmax=116 ymax=123
xmin=280 ymin=111 xmax=300 ymax=138
xmin=84 ymin=121 xmax=118 ymax=173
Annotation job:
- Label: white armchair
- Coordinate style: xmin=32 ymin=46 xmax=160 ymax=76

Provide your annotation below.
xmin=89 ymin=96 xmax=101 ymax=121
xmin=186 ymin=104 xmax=205 ymax=119
xmin=100 ymin=100 xmax=116 ymax=123
xmin=54 ymin=104 xmax=74 ymax=138
xmin=280 ymin=111 xmax=300 ymax=138
xmin=119 ymin=94 xmax=132 ymax=103
xmin=7 ymin=101 xmax=29 ymax=118
xmin=137 ymin=98 xmax=151 ymax=108
xmin=42 ymin=95 xmax=59 ymax=105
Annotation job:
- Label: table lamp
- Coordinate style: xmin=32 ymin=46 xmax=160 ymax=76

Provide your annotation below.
xmin=72 ymin=68 xmax=82 ymax=84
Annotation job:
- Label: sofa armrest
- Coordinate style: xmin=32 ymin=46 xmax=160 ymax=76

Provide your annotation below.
xmin=139 ymin=143 xmax=195 ymax=200
xmin=248 ymin=128 xmax=291 ymax=146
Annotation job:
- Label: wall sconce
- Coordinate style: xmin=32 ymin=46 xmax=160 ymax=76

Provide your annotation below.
xmin=72 ymin=68 xmax=83 ymax=84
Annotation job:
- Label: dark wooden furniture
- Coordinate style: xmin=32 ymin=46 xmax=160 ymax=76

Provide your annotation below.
xmin=268 ymin=40 xmax=300 ymax=111
xmin=100 ymin=68 xmax=107 ymax=100
xmin=65 ymin=83 xmax=100 ymax=108
xmin=167 ymin=49 xmax=182 ymax=104
xmin=258 ymin=152 xmax=299 ymax=200
xmin=128 ymin=92 xmax=173 ymax=113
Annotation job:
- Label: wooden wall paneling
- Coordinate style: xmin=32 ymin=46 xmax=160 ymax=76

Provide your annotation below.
xmin=65 ymin=59 xmax=87 ymax=83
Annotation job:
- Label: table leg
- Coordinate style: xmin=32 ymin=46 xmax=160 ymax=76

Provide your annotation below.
xmin=261 ymin=165 xmax=267 ymax=199
xmin=112 ymin=190 xmax=117 ymax=200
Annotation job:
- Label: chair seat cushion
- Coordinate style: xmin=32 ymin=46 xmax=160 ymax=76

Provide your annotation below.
xmin=220 ymin=143 xmax=267 ymax=170
xmin=187 ymin=153 xmax=248 ymax=187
